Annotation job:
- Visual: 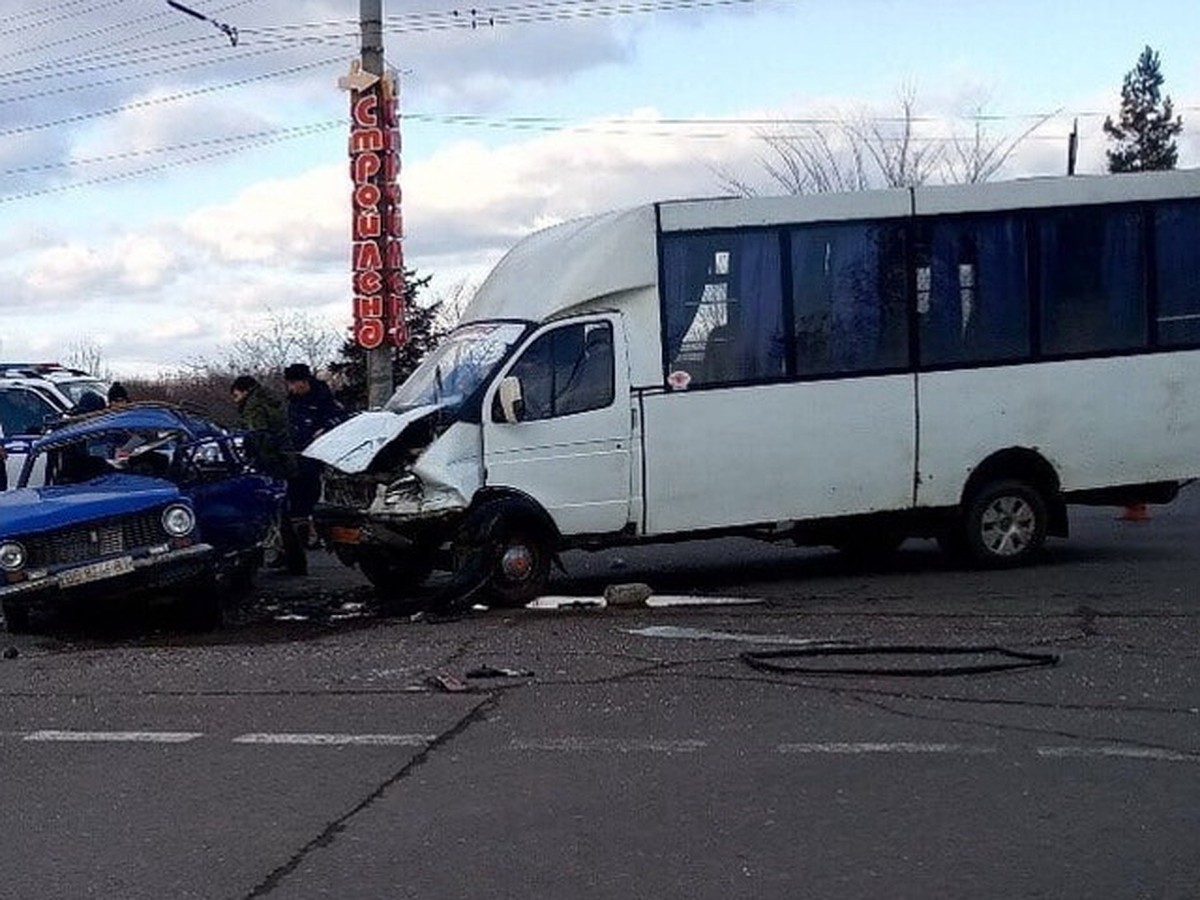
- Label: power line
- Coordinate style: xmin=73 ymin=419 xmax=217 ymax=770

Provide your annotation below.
xmin=0 ymin=119 xmax=343 ymax=176
xmin=0 ymin=6 xmax=173 ymax=63
xmin=0 ymin=0 xmax=137 ymax=38
xmin=0 ymin=121 xmax=342 ymax=205
xmin=0 ymin=41 xmax=318 ymax=105
xmin=0 ymin=0 xmax=136 ymax=29
xmin=0 ymin=55 xmax=340 ymax=138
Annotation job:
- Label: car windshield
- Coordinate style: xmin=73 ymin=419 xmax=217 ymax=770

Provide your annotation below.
xmin=385 ymin=321 xmax=527 ymax=413
xmin=29 ymin=427 xmax=187 ymax=487
xmin=58 ymin=379 xmax=109 ymax=404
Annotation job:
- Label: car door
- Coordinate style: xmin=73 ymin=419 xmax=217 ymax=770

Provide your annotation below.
xmin=0 ymin=386 xmax=60 ymax=489
xmin=482 ymin=314 xmax=632 ymax=536
xmin=181 ymin=436 xmax=284 ymax=552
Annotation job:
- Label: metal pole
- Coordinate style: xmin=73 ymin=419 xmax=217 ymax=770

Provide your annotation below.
xmin=361 ymin=0 xmax=393 ymax=408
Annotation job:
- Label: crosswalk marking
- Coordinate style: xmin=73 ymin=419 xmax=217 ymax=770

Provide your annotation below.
xmin=231 ymin=733 xmax=436 ymax=746
xmin=1037 ymin=745 xmax=1199 ymax=763
xmin=24 ymin=730 xmax=203 ymax=743
xmin=7 ymin=730 xmax=1197 ymax=763
xmin=778 ymin=741 xmax=995 ymax=755
xmin=509 ymin=737 xmax=708 ymax=753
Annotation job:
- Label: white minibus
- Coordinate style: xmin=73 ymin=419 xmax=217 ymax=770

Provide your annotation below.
xmin=307 ymin=168 xmax=1200 ymax=605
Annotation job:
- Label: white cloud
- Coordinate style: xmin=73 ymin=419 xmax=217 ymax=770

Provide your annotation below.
xmin=181 ymin=165 xmax=345 ymax=264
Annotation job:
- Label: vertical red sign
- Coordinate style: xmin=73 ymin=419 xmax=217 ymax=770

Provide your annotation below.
xmin=347 ymin=66 xmax=406 ymax=349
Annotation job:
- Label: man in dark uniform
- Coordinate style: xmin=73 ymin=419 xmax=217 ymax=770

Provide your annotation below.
xmin=283 ymin=363 xmax=346 ymax=549
xmin=230 ymin=374 xmax=306 ymax=575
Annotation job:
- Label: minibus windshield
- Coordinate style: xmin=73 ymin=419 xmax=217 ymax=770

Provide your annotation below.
xmin=385 ymin=321 xmax=528 ymax=413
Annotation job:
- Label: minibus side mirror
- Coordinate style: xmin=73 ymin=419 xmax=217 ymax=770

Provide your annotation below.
xmin=497 ymin=375 xmax=524 ymax=423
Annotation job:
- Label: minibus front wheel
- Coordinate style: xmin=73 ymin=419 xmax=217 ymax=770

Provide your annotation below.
xmin=961 ymin=479 xmax=1049 ymax=568
xmin=450 ymin=501 xmax=554 ymax=607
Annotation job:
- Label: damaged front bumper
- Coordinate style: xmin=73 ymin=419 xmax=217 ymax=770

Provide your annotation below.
xmin=315 ymin=471 xmax=469 ymax=559
xmin=0 ymin=542 xmax=215 ymax=602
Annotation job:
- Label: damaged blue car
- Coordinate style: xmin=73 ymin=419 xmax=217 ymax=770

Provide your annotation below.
xmin=0 ymin=404 xmax=285 ymax=632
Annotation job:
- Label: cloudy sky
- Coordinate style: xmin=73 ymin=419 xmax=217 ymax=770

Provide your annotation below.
xmin=0 ymin=0 xmax=1197 ymax=377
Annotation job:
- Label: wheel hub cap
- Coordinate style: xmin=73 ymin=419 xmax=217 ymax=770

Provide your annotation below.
xmin=500 ymin=545 xmax=534 ymax=581
xmin=981 ymin=496 xmax=1036 ymax=556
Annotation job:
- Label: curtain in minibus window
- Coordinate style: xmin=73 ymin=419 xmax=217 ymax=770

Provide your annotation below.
xmin=661 ymin=231 xmax=784 ymax=386
xmin=919 ymin=215 xmax=1030 ymax=366
xmin=1155 ymin=200 xmax=1200 ymax=346
xmin=790 ymin=222 xmax=908 ymax=376
xmin=1038 ymin=207 xmax=1147 ymax=355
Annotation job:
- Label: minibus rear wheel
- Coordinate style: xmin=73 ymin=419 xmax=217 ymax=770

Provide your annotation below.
xmin=962 ymin=479 xmax=1048 ymax=568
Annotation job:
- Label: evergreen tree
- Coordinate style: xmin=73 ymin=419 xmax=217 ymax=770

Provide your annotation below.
xmin=327 ymin=270 xmax=447 ymax=411
xmin=1103 ymin=46 xmax=1183 ymax=173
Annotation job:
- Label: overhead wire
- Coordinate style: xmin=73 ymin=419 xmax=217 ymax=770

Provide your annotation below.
xmin=0 ymin=55 xmax=341 ymax=138
xmin=0 ymin=0 xmax=138 ymax=38
xmin=0 ymin=119 xmax=343 ymax=205
xmin=0 ymin=119 xmax=344 ymax=176
xmin=0 ymin=0 xmax=1193 ymax=201
xmin=0 ymin=0 xmax=137 ymax=27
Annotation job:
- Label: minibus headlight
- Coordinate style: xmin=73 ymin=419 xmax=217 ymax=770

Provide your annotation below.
xmin=0 ymin=541 xmax=27 ymax=572
xmin=383 ymin=475 xmax=421 ymax=505
xmin=162 ymin=504 xmax=196 ymax=537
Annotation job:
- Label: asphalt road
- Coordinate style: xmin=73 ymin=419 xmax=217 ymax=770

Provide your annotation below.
xmin=1 ymin=491 xmax=1198 ymax=899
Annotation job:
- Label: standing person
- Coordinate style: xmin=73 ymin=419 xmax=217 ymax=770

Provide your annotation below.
xmin=107 ymin=382 xmax=130 ymax=406
xmin=230 ymin=375 xmax=306 ymax=576
xmin=283 ymin=363 xmax=346 ymax=549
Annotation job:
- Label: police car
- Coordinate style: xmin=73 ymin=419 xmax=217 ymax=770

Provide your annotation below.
xmin=1 ymin=364 xmax=110 ymax=488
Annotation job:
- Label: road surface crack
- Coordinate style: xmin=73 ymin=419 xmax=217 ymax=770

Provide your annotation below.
xmin=240 ymin=692 xmax=497 ymax=899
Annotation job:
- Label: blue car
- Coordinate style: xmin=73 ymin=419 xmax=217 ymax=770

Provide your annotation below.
xmin=0 ymin=404 xmax=285 ymax=632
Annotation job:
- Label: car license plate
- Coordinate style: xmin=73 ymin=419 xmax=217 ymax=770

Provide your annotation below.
xmin=57 ymin=556 xmax=135 ymax=588
xmin=329 ymin=526 xmax=363 ymax=545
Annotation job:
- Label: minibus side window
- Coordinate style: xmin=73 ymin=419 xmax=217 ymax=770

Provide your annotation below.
xmin=661 ymin=231 xmax=784 ymax=386
xmin=1155 ymin=199 xmax=1200 ymax=346
xmin=790 ymin=221 xmax=908 ymax=376
xmin=918 ymin=214 xmax=1030 ymax=366
xmin=1038 ymin=206 xmax=1147 ymax=355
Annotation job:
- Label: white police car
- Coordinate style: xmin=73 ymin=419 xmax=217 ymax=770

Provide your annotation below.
xmin=1 ymin=364 xmax=110 ymax=488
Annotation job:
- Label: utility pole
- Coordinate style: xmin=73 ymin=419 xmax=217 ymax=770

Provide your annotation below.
xmin=1067 ymin=118 xmax=1079 ymax=176
xmin=360 ymin=0 xmax=393 ymax=408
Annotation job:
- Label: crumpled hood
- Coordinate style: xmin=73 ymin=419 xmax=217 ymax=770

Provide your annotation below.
xmin=0 ymin=474 xmax=182 ymax=538
xmin=302 ymin=405 xmax=442 ymax=474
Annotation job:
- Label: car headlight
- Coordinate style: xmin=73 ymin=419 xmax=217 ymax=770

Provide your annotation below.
xmin=161 ymin=504 xmax=196 ymax=537
xmin=0 ymin=541 xmax=27 ymax=572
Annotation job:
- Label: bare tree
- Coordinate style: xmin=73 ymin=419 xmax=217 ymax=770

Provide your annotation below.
xmin=940 ymin=106 xmax=1058 ymax=184
xmin=718 ymin=87 xmax=1050 ymax=196
xmin=431 ymin=276 xmax=478 ymax=332
xmin=847 ymin=86 xmax=943 ymax=189
xmin=214 ymin=309 xmax=343 ymax=381
xmin=63 ymin=338 xmax=111 ymax=378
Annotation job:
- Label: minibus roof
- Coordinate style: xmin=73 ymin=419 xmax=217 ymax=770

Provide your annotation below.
xmin=460 ymin=168 xmax=1200 ymax=327
xmin=462 ymin=204 xmax=659 ymax=325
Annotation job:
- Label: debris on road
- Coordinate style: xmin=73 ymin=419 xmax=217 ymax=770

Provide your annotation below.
xmin=465 ymin=665 xmax=535 ymax=679
xmin=603 ymin=583 xmax=653 ymax=607
xmin=426 ymin=673 xmax=471 ymax=693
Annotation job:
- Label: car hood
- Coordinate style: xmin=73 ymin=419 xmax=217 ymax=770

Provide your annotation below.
xmin=0 ymin=473 xmax=182 ymax=537
xmin=302 ymin=405 xmax=442 ymax=474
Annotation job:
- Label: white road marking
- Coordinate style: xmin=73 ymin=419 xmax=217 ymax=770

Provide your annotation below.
xmin=510 ymin=737 xmax=708 ymax=753
xmin=24 ymin=730 xmax=203 ymax=743
xmin=778 ymin=741 xmax=996 ymax=755
xmin=231 ymin=733 xmax=436 ymax=746
xmin=1037 ymin=745 xmax=1199 ymax=763
xmin=624 ymin=625 xmax=848 ymax=646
